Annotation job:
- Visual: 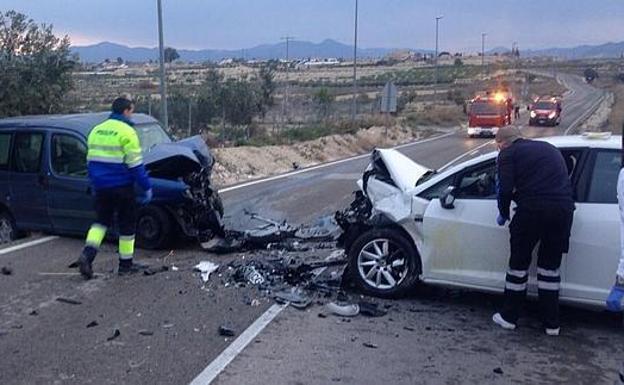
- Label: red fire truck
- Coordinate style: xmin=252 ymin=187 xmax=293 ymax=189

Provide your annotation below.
xmin=467 ymin=91 xmax=512 ymax=138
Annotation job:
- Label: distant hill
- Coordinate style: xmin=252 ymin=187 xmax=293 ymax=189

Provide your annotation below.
xmin=72 ymin=39 xmax=624 ymax=63
xmin=71 ymin=39 xmax=429 ymax=63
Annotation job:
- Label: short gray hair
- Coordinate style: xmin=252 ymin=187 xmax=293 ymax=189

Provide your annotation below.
xmin=495 ymin=126 xmax=523 ymax=145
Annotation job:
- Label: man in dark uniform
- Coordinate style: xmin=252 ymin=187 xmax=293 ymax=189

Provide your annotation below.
xmin=492 ymin=126 xmax=575 ymax=336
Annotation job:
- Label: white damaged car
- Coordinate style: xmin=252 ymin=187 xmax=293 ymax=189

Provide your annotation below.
xmin=336 ymin=134 xmax=620 ymax=307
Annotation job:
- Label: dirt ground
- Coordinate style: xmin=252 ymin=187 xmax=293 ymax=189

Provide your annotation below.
xmin=212 ymin=124 xmax=441 ymax=187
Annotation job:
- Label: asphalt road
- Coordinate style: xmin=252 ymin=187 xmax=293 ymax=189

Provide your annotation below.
xmin=1 ymin=73 xmax=619 ymax=385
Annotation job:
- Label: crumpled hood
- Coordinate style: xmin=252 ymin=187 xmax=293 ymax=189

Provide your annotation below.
xmin=144 ymin=135 xmax=214 ymax=179
xmin=357 ymin=148 xmax=431 ymax=222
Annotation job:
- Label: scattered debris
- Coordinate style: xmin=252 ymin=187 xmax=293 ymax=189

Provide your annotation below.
xmin=362 ymin=342 xmax=378 ymax=349
xmin=86 ymin=321 xmax=99 ymax=328
xmin=326 ymin=302 xmax=360 ymax=317
xmin=106 ymin=329 xmax=121 ymax=341
xmin=403 ymin=326 xmax=415 ymax=332
xmin=274 ymin=287 xmax=312 ymax=309
xmin=1 ymin=266 xmax=13 ymax=275
xmin=493 ymin=367 xmax=504 ymax=375
xmin=143 ymin=266 xmax=169 ymax=276
xmin=171 ymin=265 xmax=179 ymax=271
xmin=56 ymin=297 xmax=82 ymax=305
xmin=318 ymin=313 xmax=327 ymax=318
xmin=67 ymin=260 xmax=79 ymax=269
xmin=242 ymin=265 xmax=265 ymax=285
xmin=138 ymin=330 xmax=154 ymax=336
xmin=162 ymin=323 xmax=174 ymax=329
xmin=194 ymin=261 xmax=219 ymax=283
xmin=29 ymin=310 xmax=38 ymax=316
xmin=11 ymin=324 xmax=23 ymax=329
xmin=218 ymin=325 xmax=236 ymax=337
xmin=358 ymin=302 xmax=387 ymax=317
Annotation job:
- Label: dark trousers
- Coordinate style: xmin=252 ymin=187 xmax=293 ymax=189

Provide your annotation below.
xmin=501 ymin=206 xmax=574 ymax=329
xmin=94 ymin=185 xmax=137 ymax=236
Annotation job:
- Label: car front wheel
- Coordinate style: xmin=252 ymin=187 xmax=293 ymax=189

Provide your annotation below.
xmin=136 ymin=206 xmax=172 ymax=250
xmin=347 ymin=228 xmax=420 ymax=298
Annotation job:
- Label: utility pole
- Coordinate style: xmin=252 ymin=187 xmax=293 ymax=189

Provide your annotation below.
xmin=351 ymin=0 xmax=359 ymax=127
xmin=481 ymin=32 xmax=487 ymax=79
xmin=281 ymin=35 xmax=295 ymax=123
xmin=157 ymin=0 xmax=168 ymax=130
xmin=434 ymin=15 xmax=443 ymax=99
xmin=187 ymin=97 xmax=192 ymax=137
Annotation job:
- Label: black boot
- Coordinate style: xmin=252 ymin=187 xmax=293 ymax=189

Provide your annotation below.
xmin=118 ymin=260 xmax=149 ymax=276
xmin=78 ymin=246 xmax=97 ymax=280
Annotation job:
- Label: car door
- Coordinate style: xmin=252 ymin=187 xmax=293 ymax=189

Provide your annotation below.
xmin=8 ymin=131 xmax=51 ymax=230
xmin=0 ymin=132 xmax=11 ymax=211
xmin=563 ymin=148 xmax=620 ymax=303
xmin=46 ymin=131 xmax=95 ymax=234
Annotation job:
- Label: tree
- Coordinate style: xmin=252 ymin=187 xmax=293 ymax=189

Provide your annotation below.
xmin=454 ymin=58 xmax=464 ymax=66
xmin=116 ymin=57 xmax=123 ymax=65
xmin=257 ymin=65 xmax=275 ymax=117
xmin=0 ymin=10 xmax=76 ymax=117
xmin=164 ymin=47 xmax=179 ymax=63
xmin=312 ymin=87 xmax=334 ymax=121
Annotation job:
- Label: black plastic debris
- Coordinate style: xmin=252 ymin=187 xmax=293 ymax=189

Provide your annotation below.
xmin=493 ymin=367 xmax=504 ymax=375
xmin=29 ymin=310 xmax=38 ymax=316
xmin=403 ymin=326 xmax=415 ymax=332
xmin=1 ymin=266 xmax=12 ymax=275
xmin=86 ymin=321 xmax=98 ymax=328
xmin=68 ymin=260 xmax=79 ymax=269
xmin=358 ymin=302 xmax=387 ymax=318
xmin=56 ymin=297 xmax=82 ymax=305
xmin=218 ymin=325 xmax=235 ymax=337
xmin=107 ymin=329 xmax=121 ymax=341
xmin=138 ymin=330 xmax=154 ymax=336
xmin=143 ymin=266 xmax=169 ymax=276
xmin=362 ymin=342 xmax=378 ymax=349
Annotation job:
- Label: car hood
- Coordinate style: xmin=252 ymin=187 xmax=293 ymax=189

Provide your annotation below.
xmin=357 ymin=148 xmax=431 ymax=222
xmin=144 ymin=135 xmax=214 ymax=179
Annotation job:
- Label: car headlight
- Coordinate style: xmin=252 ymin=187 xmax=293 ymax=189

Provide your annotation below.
xmin=548 ymin=111 xmax=557 ymax=119
xmin=530 ymin=111 xmax=536 ymax=118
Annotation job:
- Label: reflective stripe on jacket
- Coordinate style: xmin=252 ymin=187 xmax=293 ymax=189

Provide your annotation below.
xmin=87 ymin=115 xmax=151 ymax=191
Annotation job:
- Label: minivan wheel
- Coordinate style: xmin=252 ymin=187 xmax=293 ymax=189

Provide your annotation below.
xmin=0 ymin=212 xmax=16 ymax=244
xmin=347 ymin=228 xmax=420 ymax=298
xmin=136 ymin=206 xmax=172 ymax=250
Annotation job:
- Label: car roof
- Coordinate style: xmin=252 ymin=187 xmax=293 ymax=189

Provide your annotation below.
xmin=0 ymin=112 xmax=159 ymax=137
xmin=540 ymin=134 xmax=621 ymax=149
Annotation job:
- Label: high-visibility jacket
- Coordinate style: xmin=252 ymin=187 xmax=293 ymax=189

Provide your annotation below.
xmin=86 ymin=114 xmax=151 ymax=192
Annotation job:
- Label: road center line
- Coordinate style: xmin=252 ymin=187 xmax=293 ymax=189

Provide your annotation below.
xmin=0 ymin=235 xmax=59 ymax=256
xmin=188 ymin=303 xmax=287 ymax=385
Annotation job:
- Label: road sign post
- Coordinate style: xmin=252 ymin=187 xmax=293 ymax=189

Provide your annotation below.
xmin=381 ymin=82 xmax=398 ymax=141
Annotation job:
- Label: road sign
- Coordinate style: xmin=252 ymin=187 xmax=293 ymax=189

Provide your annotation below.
xmin=381 ymin=81 xmax=398 ymax=113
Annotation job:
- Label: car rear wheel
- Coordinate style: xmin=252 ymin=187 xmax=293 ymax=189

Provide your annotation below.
xmin=347 ymin=228 xmax=420 ymax=298
xmin=0 ymin=211 xmax=16 ymax=244
xmin=136 ymin=206 xmax=172 ymax=250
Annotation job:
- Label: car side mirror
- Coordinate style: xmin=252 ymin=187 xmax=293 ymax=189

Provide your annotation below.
xmin=440 ymin=186 xmax=457 ymax=209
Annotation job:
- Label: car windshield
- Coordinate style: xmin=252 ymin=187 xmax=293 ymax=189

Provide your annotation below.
xmin=534 ymin=101 xmax=556 ymax=109
xmin=134 ymin=123 xmax=172 ymax=152
xmin=470 ymin=102 xmax=505 ymax=115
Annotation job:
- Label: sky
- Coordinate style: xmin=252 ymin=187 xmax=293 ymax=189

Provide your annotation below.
xmin=2 ymin=0 xmax=623 ymax=52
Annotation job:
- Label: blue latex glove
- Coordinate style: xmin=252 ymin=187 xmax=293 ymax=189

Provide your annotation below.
xmin=137 ymin=188 xmax=153 ymax=205
xmin=606 ymin=280 xmax=624 ymax=312
xmin=496 ymin=214 xmax=507 ymax=226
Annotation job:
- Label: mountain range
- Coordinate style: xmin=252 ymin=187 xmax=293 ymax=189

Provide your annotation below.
xmin=71 ymin=39 xmax=624 ymax=63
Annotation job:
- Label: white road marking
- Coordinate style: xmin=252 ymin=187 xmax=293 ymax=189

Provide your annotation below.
xmin=564 ymin=92 xmax=606 ymax=135
xmin=438 ymin=140 xmax=495 ymax=172
xmin=218 ymin=131 xmax=457 ymax=193
xmin=0 ymin=236 xmax=59 ymax=256
xmin=188 ymin=304 xmax=287 ymax=385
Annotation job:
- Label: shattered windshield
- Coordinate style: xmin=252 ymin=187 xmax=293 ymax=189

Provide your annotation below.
xmin=134 ymin=123 xmax=172 ymax=152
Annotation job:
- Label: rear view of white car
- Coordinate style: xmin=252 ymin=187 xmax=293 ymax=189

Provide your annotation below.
xmin=336 ymin=135 xmax=620 ymax=308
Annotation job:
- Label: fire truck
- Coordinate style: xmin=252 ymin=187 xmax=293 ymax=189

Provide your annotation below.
xmin=467 ymin=90 xmax=513 ymax=138
xmin=528 ymin=96 xmax=562 ymax=126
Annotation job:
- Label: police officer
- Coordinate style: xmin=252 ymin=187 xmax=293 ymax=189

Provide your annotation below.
xmin=78 ymin=97 xmax=152 ymax=279
xmin=492 ymin=126 xmax=574 ymax=336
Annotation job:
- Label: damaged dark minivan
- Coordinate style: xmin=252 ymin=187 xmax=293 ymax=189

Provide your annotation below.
xmin=0 ymin=112 xmax=223 ymax=249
